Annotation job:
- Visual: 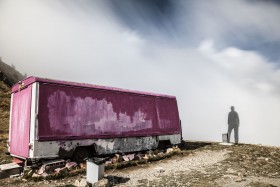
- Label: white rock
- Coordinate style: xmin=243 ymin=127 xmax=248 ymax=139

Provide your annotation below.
xmin=219 ymin=143 xmax=233 ymax=146
xmin=166 ymin=148 xmax=174 ymax=154
xmin=94 ymin=178 xmax=109 ymax=187
xmin=79 ymin=179 xmax=88 ymax=187
xmin=74 ymin=178 xmax=88 ymax=187
xmin=74 ymin=179 xmax=80 ymax=186
xmin=154 ymin=167 xmax=165 ymax=173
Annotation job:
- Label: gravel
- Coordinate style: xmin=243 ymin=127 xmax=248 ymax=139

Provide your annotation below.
xmin=107 ymin=150 xmax=228 ymax=186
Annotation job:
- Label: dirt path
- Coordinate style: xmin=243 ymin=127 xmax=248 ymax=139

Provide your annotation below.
xmin=108 ymin=150 xmax=228 ymax=186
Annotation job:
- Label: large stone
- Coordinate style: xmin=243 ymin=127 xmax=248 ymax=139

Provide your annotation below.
xmin=122 ymin=155 xmax=130 ymax=162
xmin=79 ymin=179 xmax=88 ymax=187
xmin=154 ymin=167 xmax=165 ymax=173
xmin=65 ymin=161 xmax=78 ymax=169
xmin=166 ymin=148 xmax=174 ymax=154
xmin=143 ymin=154 xmax=149 ymax=160
xmin=94 ymin=178 xmax=109 ymax=187
xmin=127 ymin=154 xmax=135 ymax=161
xmin=32 ymin=173 xmax=41 ymax=178
xmin=74 ymin=179 xmax=88 ymax=187
xmin=74 ymin=179 xmax=80 ymax=186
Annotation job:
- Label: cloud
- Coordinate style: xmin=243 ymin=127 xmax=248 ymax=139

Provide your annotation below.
xmin=189 ymin=0 xmax=280 ymax=40
xmin=174 ymin=0 xmax=280 ymax=61
xmin=198 ymin=40 xmax=280 ymax=95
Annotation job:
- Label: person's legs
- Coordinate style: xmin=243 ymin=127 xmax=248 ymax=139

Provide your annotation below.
xmin=227 ymin=125 xmax=234 ymax=143
xmin=233 ymin=126 xmax=239 ymax=144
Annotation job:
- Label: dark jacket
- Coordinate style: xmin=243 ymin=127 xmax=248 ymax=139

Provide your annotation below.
xmin=228 ymin=111 xmax=239 ymax=126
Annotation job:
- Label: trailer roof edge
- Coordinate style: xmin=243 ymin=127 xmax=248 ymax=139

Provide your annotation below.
xmin=11 ymin=76 xmax=176 ymax=99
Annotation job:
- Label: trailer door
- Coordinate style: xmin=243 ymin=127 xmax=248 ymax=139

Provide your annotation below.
xmin=10 ymin=85 xmax=32 ymax=158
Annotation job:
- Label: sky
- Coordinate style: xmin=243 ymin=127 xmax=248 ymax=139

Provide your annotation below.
xmin=0 ymin=0 xmax=280 ymax=146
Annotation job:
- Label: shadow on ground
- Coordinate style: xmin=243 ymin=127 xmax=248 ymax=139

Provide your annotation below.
xmin=181 ymin=141 xmax=212 ymax=151
xmin=106 ymin=175 xmax=130 ymax=186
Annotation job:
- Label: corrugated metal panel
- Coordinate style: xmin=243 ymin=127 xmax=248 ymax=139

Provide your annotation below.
xmin=37 ymin=83 xmax=180 ymax=141
xmin=10 ymin=85 xmax=32 ymax=157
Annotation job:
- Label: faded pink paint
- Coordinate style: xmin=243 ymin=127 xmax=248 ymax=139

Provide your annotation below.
xmin=47 ymin=91 xmax=152 ymax=135
xmin=11 ymin=76 xmax=181 ymax=141
xmin=10 ymin=85 xmax=32 ymax=158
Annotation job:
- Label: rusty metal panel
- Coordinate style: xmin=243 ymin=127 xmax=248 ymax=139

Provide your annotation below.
xmin=11 ymin=77 xmax=36 ymax=93
xmin=31 ymin=134 xmax=181 ymax=159
xmin=37 ymin=83 xmax=180 ymax=141
xmin=10 ymin=85 xmax=32 ymax=158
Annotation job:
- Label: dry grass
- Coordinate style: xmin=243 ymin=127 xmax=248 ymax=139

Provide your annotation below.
xmin=0 ymin=81 xmax=10 ymax=131
xmin=0 ymin=81 xmax=12 ymax=164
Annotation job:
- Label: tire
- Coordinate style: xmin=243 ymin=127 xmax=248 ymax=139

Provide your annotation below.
xmin=157 ymin=140 xmax=171 ymax=150
xmin=72 ymin=147 xmax=90 ymax=163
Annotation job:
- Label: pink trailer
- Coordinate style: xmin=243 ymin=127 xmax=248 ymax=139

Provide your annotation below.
xmin=8 ymin=77 xmax=181 ymax=162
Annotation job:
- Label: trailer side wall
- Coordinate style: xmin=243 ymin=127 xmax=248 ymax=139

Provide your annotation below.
xmin=37 ymin=83 xmax=180 ymax=141
xmin=9 ymin=85 xmax=32 ymax=158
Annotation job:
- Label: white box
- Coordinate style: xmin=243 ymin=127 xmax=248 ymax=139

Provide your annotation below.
xmin=86 ymin=161 xmax=104 ymax=184
xmin=222 ymin=133 xmax=229 ymax=143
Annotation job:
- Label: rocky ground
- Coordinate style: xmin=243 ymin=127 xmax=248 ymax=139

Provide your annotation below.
xmin=0 ymin=141 xmax=279 ymax=187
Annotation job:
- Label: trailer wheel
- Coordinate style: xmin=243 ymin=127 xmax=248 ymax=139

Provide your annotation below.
xmin=157 ymin=140 xmax=171 ymax=150
xmin=73 ymin=147 xmax=90 ymax=163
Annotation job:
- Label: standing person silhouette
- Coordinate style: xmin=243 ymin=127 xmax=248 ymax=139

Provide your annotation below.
xmin=228 ymin=106 xmax=239 ymax=144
